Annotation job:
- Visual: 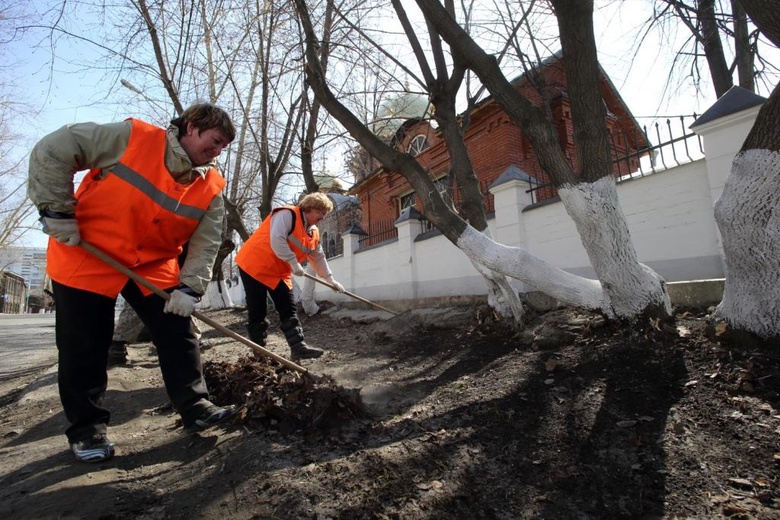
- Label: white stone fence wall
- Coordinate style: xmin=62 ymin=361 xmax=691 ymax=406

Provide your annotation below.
xmin=221 ymin=103 xmax=760 ymax=310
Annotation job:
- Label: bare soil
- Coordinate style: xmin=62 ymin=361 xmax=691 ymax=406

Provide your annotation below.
xmin=0 ymin=303 xmax=778 ymax=520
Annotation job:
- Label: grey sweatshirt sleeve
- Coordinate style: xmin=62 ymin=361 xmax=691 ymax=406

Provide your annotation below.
xmin=269 ymin=209 xmax=332 ymax=277
xmin=27 ymin=121 xmax=131 ymax=213
xmin=269 ymin=210 xmax=297 ymax=262
xmin=307 ymin=241 xmax=332 ymax=279
xmin=178 ymin=194 xmax=225 ymax=295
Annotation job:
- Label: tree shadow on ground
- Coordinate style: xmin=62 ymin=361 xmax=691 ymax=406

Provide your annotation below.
xmin=3 ymin=386 xmax=173 ymax=447
xmin=0 ymin=430 xmax=220 ymax=520
xmin=295 ymin=331 xmax=688 ymax=519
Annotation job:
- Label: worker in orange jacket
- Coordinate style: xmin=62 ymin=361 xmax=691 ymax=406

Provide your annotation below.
xmin=235 ymin=192 xmax=345 ymax=361
xmin=28 ymin=104 xmax=238 ymax=463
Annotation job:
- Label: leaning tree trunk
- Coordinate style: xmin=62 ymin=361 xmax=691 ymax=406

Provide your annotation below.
xmin=714 ymin=0 xmax=780 ymax=338
xmin=390 ymin=0 xmax=526 ymax=324
xmin=295 ymin=0 xmax=666 ymax=322
xmin=415 ymin=0 xmax=670 ymax=321
xmin=558 ymin=178 xmax=671 ymax=319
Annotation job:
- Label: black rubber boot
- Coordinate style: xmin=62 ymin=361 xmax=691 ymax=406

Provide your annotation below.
xmin=107 ymin=340 xmax=129 ymax=367
xmin=280 ymin=318 xmax=323 ymax=360
xmin=247 ymin=319 xmax=270 ymax=346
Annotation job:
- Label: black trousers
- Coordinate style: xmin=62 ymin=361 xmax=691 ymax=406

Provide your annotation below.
xmin=53 ymin=279 xmax=209 ymax=443
xmin=238 ymin=268 xmax=297 ymax=330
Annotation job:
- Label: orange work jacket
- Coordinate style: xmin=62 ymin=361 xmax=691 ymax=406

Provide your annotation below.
xmin=46 ymin=118 xmax=226 ymax=298
xmin=235 ymin=206 xmax=320 ymax=290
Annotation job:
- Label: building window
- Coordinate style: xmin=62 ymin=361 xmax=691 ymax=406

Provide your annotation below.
xmin=399 ymin=192 xmax=416 ymax=215
xmin=433 ymin=175 xmax=453 ymax=205
xmin=407 ymin=134 xmax=429 ymax=156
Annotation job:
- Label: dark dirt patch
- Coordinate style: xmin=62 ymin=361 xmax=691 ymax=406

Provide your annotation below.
xmin=0 ymin=304 xmax=778 ymax=519
xmin=204 ymin=355 xmax=368 ymax=435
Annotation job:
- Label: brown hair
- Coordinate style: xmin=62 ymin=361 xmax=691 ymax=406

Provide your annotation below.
xmin=299 ymin=192 xmax=333 ymax=214
xmin=171 ymin=103 xmax=236 ymax=143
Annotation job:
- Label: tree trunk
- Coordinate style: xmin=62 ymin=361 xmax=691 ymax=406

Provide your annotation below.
xmin=714 ymin=148 xmax=780 ymax=338
xmin=418 ymin=0 xmax=670 ymax=320
xmin=558 ymin=178 xmax=671 ymax=318
xmin=714 ymin=0 xmax=780 ymax=338
xmin=731 ymin=0 xmax=755 ymax=92
xmin=697 ymin=0 xmax=734 ymax=97
xmin=399 ymin=0 xmax=523 ymax=323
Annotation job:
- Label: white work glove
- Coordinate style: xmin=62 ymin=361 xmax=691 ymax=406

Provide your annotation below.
xmin=164 ymin=287 xmax=200 ymax=317
xmin=40 ymin=214 xmax=80 ymax=246
xmin=325 ymin=275 xmax=345 ymax=293
xmin=288 ymin=260 xmax=305 ymax=276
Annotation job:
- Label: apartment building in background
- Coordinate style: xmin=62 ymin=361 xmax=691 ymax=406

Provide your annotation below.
xmin=0 ymin=246 xmax=48 ymax=289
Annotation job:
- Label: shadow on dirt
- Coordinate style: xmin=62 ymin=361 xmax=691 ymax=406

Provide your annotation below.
xmin=312 ymin=326 xmax=689 ymax=518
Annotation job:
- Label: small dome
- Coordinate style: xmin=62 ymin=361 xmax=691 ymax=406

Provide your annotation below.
xmin=374 ymin=91 xmax=431 ymax=139
xmin=314 ymin=173 xmax=344 ymax=191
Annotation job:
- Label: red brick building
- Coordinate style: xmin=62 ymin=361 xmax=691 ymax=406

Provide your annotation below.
xmin=348 ymin=54 xmax=647 ymax=246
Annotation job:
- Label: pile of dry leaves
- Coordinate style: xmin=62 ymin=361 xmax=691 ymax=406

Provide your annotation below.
xmin=203 ymin=355 xmax=369 ymax=435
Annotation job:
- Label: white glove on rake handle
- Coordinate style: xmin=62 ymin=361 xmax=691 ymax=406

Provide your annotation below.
xmin=288 ymin=260 xmax=305 ymax=276
xmin=325 ymin=276 xmax=345 ymax=293
xmin=164 ymin=289 xmax=200 ymax=317
xmin=40 ymin=213 xmax=81 ymax=246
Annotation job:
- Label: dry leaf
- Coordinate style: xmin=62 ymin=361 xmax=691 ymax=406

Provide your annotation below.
xmin=727 ymin=478 xmax=753 ymax=489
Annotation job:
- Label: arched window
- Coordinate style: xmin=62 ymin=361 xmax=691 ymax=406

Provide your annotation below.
xmin=407 ymin=134 xmax=429 ymax=156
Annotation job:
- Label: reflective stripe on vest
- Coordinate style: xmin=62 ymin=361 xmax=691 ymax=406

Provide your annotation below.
xmin=287 ymin=234 xmax=316 ymax=255
xmin=112 ymin=163 xmax=207 ymax=220
xmin=235 ymin=206 xmax=320 ymax=290
xmin=46 ymin=118 xmax=225 ymax=297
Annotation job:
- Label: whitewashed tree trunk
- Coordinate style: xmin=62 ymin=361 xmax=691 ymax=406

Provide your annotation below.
xmin=300 ymin=267 xmax=320 ymax=316
xmin=200 ymin=280 xmax=234 ymax=310
xmin=475 ymin=261 xmax=525 ymax=323
xmin=458 ymin=178 xmax=670 ymax=320
xmin=558 ymin=177 xmax=671 ymax=319
xmin=473 ymin=229 xmax=525 ymax=323
xmin=458 ymin=226 xmax=613 ymax=316
xmin=711 ymin=0 xmax=780 ymax=339
xmin=714 ymin=150 xmax=780 ymax=338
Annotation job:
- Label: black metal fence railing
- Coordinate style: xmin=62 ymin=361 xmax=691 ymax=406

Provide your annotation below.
xmin=613 ymin=115 xmax=704 ymax=179
xmin=526 ymin=115 xmax=704 ymax=204
xmin=358 ymin=217 xmax=399 ymax=249
xmin=356 ymin=116 xmax=701 ymax=249
xmin=321 ymin=232 xmax=344 ymax=259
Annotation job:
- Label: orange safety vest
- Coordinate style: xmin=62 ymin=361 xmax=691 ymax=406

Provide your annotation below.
xmin=46 ymin=118 xmax=226 ymax=298
xmin=235 ymin=206 xmax=320 ymax=290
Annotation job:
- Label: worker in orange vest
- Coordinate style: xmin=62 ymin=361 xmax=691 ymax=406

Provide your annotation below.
xmin=28 ymin=104 xmax=238 ymax=463
xmin=235 ymin=192 xmax=345 ymax=361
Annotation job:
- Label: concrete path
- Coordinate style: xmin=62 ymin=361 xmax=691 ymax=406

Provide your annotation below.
xmin=0 ymin=313 xmax=58 ymax=383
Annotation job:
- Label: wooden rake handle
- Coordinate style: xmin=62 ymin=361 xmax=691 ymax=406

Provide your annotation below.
xmin=79 ymin=241 xmax=308 ymax=374
xmin=302 ymin=272 xmax=399 ymax=316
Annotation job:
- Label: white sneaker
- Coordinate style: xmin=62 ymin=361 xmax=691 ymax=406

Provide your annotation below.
xmin=71 ymin=434 xmax=115 ymax=462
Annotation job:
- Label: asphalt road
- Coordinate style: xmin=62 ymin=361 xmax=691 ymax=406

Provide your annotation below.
xmin=0 ymin=313 xmax=58 ymax=383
